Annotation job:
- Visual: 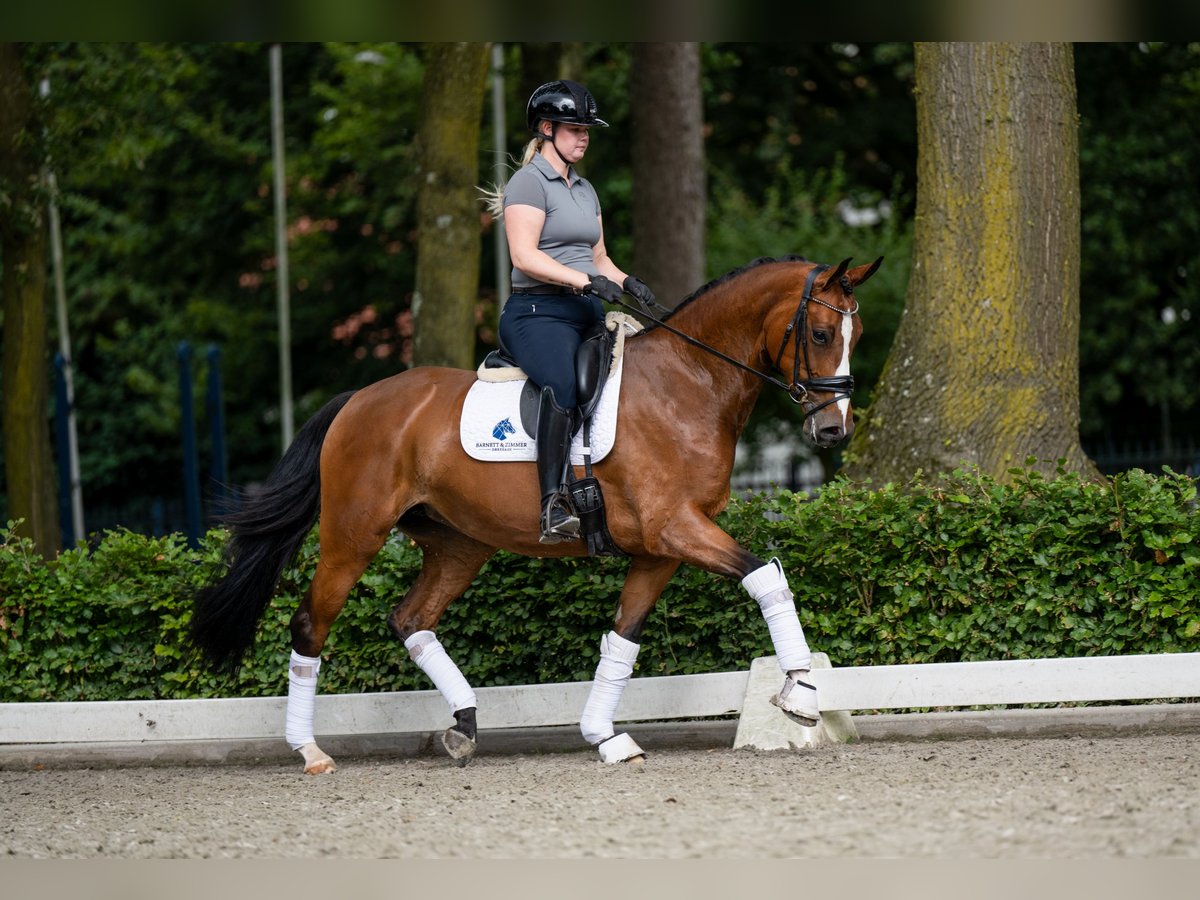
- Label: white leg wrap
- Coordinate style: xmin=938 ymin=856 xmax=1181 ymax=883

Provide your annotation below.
xmin=285 ymin=650 xmax=321 ymax=750
xmin=742 ymin=558 xmax=812 ymax=674
xmin=579 ymin=631 xmax=640 ymax=745
xmin=404 ymin=630 xmax=478 ymax=713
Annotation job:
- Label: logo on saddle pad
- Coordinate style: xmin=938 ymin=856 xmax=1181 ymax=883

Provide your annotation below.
xmin=492 ymin=417 xmax=516 ymax=441
xmin=470 ymin=412 xmax=530 ymax=454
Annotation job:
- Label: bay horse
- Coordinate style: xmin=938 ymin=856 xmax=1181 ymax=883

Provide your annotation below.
xmin=190 ymin=254 xmax=881 ymax=773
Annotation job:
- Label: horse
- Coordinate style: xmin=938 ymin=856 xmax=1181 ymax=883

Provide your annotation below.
xmin=190 ymin=254 xmax=882 ymax=773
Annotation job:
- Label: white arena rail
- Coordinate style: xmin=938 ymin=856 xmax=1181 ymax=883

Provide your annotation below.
xmin=1 ymin=651 xmax=1197 ymax=751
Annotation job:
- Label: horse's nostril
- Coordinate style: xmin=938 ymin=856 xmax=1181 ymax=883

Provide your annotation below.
xmin=819 ymin=425 xmax=846 ymax=443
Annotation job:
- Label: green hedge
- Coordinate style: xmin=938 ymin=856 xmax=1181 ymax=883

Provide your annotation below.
xmin=1 ymin=465 xmax=1196 ymax=703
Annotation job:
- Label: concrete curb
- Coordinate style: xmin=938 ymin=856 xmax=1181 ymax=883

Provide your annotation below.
xmin=3 ymin=703 xmax=1198 ymax=769
xmin=851 ymin=701 xmax=1200 ymax=742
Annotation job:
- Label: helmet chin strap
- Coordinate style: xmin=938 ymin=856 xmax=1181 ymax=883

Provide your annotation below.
xmin=542 ymin=122 xmax=575 ymax=175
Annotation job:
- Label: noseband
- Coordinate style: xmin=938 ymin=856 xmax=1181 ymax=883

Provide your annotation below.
xmin=610 ymin=263 xmax=859 ymax=421
xmin=771 ymin=264 xmax=859 ymax=418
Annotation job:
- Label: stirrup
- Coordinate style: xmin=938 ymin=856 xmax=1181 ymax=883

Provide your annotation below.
xmin=539 ymin=496 xmax=580 ymax=544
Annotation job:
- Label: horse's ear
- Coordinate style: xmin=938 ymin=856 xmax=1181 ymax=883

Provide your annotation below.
xmin=819 ymin=257 xmax=853 ymax=290
xmin=847 ymin=256 xmax=884 ymax=287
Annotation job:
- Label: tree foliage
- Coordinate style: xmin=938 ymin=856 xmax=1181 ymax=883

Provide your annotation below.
xmin=2 ymin=466 xmax=1195 ymax=700
xmin=2 ymin=43 xmax=1197 ymax=540
xmin=1074 ymin=43 xmax=1200 ymax=450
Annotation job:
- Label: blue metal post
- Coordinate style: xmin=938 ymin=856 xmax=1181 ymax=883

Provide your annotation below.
xmin=178 ymin=342 xmax=202 ymax=548
xmin=53 ymin=353 xmax=74 ymax=548
xmin=206 ymin=344 xmax=229 ymax=518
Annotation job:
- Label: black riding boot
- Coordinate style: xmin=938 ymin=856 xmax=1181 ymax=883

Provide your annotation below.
xmin=536 ymin=386 xmax=580 ymax=544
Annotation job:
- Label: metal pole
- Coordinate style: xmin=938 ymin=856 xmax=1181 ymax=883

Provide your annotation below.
xmin=53 ymin=354 xmax=74 ymax=547
xmin=178 ymin=342 xmax=202 ymax=548
xmin=206 ymin=344 xmax=229 ymax=518
xmin=270 ymin=43 xmax=295 ymax=452
xmin=491 ymin=43 xmax=510 ymax=313
xmin=41 ymin=79 xmax=85 ymax=545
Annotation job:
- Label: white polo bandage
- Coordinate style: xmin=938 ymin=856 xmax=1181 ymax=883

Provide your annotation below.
xmin=579 ymin=631 xmax=640 ymax=745
xmin=742 ymin=558 xmax=812 ymax=674
xmin=285 ymin=649 xmax=322 ymax=750
xmin=404 ymin=630 xmax=477 ymax=713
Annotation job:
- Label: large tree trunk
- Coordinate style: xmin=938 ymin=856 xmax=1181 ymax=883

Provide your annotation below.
xmin=631 ymin=42 xmax=706 ymax=308
xmin=844 ymin=42 xmax=1095 ymax=483
xmin=412 ymin=42 xmax=490 ymax=369
xmin=0 ymin=43 xmax=60 ymax=556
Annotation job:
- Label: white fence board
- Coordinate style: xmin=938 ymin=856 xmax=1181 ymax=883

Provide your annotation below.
xmin=0 ymin=671 xmax=749 ymax=745
xmin=3 ymin=652 xmax=1198 ymax=747
xmin=810 ymin=652 xmax=1200 ymax=711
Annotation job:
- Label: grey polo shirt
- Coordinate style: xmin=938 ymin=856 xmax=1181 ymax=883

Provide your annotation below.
xmin=503 ymin=153 xmax=602 ymax=290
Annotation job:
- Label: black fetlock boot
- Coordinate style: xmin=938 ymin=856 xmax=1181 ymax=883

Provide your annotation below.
xmin=535 ymin=386 xmax=580 ymax=544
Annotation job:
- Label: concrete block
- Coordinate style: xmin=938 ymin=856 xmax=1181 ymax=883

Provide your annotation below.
xmin=733 ymin=653 xmax=858 ymax=751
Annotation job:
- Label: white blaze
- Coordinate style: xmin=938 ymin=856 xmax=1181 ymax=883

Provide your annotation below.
xmin=836 ymin=313 xmax=854 ymax=427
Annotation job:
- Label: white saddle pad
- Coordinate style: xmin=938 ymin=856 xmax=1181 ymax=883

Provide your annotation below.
xmin=459 ymin=312 xmax=641 ymax=464
xmin=459 ymin=357 xmax=626 ymax=463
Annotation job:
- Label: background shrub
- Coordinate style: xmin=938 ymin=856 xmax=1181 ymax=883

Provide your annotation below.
xmin=1 ymin=466 xmax=1195 ymax=702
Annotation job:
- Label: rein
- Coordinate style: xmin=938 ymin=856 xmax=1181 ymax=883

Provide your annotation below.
xmin=610 ymin=263 xmax=859 ymax=420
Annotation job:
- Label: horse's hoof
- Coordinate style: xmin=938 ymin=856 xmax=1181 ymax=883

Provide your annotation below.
xmin=298 ymin=742 xmax=336 ymax=775
xmin=596 ymin=732 xmax=645 ymax=764
xmin=625 ymin=754 xmax=646 ymax=767
xmin=775 ymin=708 xmax=820 ymax=729
xmin=442 ymin=726 xmax=477 ymax=765
xmin=771 ymin=670 xmax=820 ymax=726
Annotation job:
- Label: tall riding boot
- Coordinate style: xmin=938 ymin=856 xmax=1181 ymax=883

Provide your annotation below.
xmin=536 ymin=386 xmax=580 ymax=544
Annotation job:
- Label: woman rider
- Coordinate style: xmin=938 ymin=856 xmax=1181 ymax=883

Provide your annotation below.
xmin=494 ymin=80 xmax=657 ymax=544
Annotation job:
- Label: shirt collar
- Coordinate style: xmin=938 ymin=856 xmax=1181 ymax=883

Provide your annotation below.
xmin=530 ymin=151 xmax=577 ymax=186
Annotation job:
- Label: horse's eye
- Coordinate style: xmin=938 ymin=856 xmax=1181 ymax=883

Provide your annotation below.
xmin=812 ymin=329 xmax=830 ymax=345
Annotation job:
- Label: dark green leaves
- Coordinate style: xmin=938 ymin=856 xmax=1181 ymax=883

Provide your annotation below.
xmin=1 ymin=465 xmax=1197 ymax=702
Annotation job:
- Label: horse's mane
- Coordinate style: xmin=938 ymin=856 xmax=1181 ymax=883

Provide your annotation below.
xmin=639 ymin=254 xmax=809 ymax=332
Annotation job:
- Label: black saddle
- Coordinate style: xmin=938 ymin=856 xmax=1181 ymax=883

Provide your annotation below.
xmin=480 ymin=323 xmax=624 ymax=557
xmin=481 ymin=322 xmax=618 ymax=439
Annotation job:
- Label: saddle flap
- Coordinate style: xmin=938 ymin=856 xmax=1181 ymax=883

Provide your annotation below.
xmin=575 ymin=323 xmax=618 ymax=421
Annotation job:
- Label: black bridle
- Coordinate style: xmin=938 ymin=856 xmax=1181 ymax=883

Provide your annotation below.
xmin=611 ymin=263 xmax=859 ymax=421
xmin=771 ymin=263 xmax=859 ymax=417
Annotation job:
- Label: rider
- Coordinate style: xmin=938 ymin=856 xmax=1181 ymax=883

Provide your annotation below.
xmin=495 ymin=80 xmax=657 ymax=544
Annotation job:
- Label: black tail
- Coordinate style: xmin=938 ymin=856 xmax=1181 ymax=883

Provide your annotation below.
xmin=189 ymin=391 xmax=357 ymax=673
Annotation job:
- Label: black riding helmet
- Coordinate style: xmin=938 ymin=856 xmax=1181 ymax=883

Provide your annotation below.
xmin=526 ymin=80 xmax=609 ymax=134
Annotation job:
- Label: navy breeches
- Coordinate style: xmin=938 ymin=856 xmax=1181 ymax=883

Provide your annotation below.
xmin=498 ymin=292 xmax=604 ymax=409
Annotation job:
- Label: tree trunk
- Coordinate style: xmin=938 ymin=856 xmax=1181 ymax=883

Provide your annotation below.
xmin=412 ymin=42 xmax=490 ymax=369
xmin=0 ymin=43 xmax=61 ymax=555
xmin=631 ymin=43 xmax=706 ymax=308
xmin=844 ymin=43 xmax=1095 ymax=483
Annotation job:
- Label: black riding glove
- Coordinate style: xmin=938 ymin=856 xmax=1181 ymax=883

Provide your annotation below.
xmin=585 ymin=273 xmax=623 ymax=303
xmin=623 ymin=275 xmax=657 ymax=307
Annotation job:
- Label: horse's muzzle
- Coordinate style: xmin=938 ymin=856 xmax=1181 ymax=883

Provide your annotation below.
xmin=806 ymin=408 xmax=854 ymax=449
xmin=815 ymin=423 xmax=848 ymax=447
